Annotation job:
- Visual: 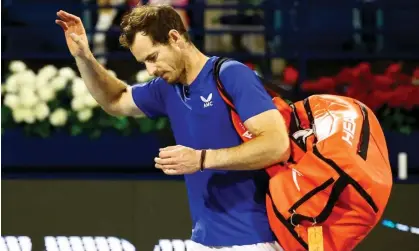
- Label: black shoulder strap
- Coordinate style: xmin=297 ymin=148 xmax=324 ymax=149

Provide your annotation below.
xmin=213 ymin=57 xmax=238 ymax=113
xmin=213 ymin=57 xmax=282 ymax=111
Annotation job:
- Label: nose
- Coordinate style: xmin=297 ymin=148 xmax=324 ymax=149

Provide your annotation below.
xmin=145 ymin=62 xmax=157 ymax=76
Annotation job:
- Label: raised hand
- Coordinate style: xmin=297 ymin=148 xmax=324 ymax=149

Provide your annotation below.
xmin=55 ymin=10 xmax=90 ymax=58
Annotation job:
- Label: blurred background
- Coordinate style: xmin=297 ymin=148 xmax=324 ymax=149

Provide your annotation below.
xmin=1 ymin=0 xmax=419 ymax=250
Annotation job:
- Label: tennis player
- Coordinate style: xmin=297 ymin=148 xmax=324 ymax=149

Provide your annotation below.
xmin=56 ymin=4 xmax=289 ymax=251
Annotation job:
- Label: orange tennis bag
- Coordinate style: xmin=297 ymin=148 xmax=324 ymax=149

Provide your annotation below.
xmin=214 ymin=58 xmax=393 ymax=251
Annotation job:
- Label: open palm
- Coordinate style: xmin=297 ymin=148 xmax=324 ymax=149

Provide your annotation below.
xmin=55 ymin=10 xmax=90 ymax=57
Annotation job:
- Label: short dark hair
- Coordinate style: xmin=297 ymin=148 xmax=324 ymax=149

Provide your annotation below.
xmin=119 ymin=4 xmax=190 ymax=48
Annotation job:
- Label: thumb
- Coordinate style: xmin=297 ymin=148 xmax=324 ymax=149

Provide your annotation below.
xmin=69 ymin=33 xmax=82 ymax=44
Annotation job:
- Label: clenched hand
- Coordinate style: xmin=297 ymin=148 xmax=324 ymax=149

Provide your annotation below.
xmin=155 ymin=145 xmax=202 ymax=175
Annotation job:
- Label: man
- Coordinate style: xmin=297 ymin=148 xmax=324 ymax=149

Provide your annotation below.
xmin=56 ymin=4 xmax=289 ymax=250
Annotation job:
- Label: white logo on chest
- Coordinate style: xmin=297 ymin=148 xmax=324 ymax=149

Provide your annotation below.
xmin=200 ymin=93 xmax=213 ymax=108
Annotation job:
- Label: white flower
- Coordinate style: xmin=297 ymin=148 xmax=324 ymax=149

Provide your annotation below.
xmin=5 ymin=75 xmax=20 ymax=93
xmin=15 ymin=70 xmax=37 ymax=90
xmin=51 ymin=76 xmax=68 ymax=91
xmin=72 ymin=77 xmax=88 ymax=97
xmin=58 ymin=67 xmax=76 ymax=80
xmin=84 ymin=94 xmax=98 ymax=108
xmin=9 ymin=61 xmax=27 ymax=73
xmin=136 ymin=70 xmax=154 ymax=82
xmin=35 ymin=76 xmax=48 ymax=90
xmin=3 ymin=94 xmax=20 ymax=109
xmin=38 ymin=65 xmax=58 ymax=80
xmin=23 ymin=111 xmax=36 ymax=124
xmin=77 ymin=109 xmax=93 ymax=122
xmin=12 ymin=108 xmax=31 ymax=123
xmin=71 ymin=96 xmax=85 ymax=111
xmin=19 ymin=88 xmax=39 ymax=108
xmin=12 ymin=108 xmax=35 ymax=124
xmin=34 ymin=102 xmax=50 ymax=121
xmin=12 ymin=108 xmax=25 ymax=123
xmin=38 ymin=86 xmax=56 ymax=102
xmin=49 ymin=108 xmax=68 ymax=126
xmin=108 ymin=70 xmax=117 ymax=78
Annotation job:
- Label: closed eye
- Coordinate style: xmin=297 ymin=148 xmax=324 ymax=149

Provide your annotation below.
xmin=145 ymin=52 xmax=158 ymax=62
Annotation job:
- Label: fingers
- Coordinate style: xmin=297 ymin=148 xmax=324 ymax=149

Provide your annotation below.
xmin=155 ymin=163 xmax=177 ymax=170
xmin=57 ymin=10 xmax=82 ymax=23
xmin=159 ymin=150 xmax=177 ymax=158
xmin=154 ymin=157 xmax=177 ymax=166
xmin=55 ymin=20 xmax=68 ymax=31
xmin=154 ymin=157 xmax=181 ymax=175
xmin=159 ymin=146 xmax=182 ymax=158
xmin=159 ymin=151 xmax=175 ymax=159
xmin=159 ymin=145 xmax=181 ymax=151
xmin=155 ymin=157 xmax=178 ymax=171
xmin=155 ymin=162 xmax=192 ymax=175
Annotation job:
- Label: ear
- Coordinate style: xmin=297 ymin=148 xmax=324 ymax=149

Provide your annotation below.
xmin=168 ymin=29 xmax=185 ymax=49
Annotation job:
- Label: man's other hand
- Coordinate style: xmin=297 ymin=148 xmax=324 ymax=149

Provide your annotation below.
xmin=155 ymin=145 xmax=201 ymax=175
